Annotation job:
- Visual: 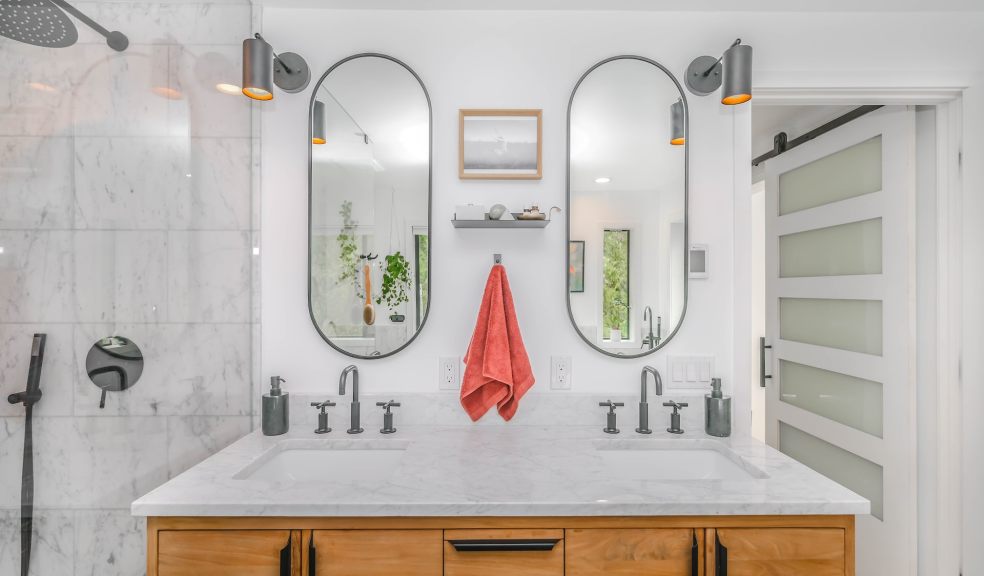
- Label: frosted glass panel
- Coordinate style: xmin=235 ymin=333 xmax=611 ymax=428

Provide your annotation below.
xmin=780 ymin=298 xmax=882 ymax=355
xmin=780 ymin=422 xmax=883 ymax=519
xmin=780 ymin=218 xmax=882 ymax=278
xmin=780 ymin=360 xmax=883 ymax=437
xmin=779 ymin=136 xmax=882 ymax=215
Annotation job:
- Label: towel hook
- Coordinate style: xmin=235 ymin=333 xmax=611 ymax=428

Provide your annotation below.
xmin=494 ymin=253 xmax=502 ymax=265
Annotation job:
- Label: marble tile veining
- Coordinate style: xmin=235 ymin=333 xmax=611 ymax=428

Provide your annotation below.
xmin=167 ymin=230 xmax=251 ymax=322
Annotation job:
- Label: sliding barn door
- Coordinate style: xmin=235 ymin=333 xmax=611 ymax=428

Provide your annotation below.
xmin=763 ymin=106 xmax=916 ymax=576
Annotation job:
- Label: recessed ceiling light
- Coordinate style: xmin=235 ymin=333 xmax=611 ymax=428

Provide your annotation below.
xmin=27 ymin=82 xmax=57 ymax=93
xmin=0 ymin=247 xmax=5 ymax=254
xmin=595 ymin=177 xmax=611 ymax=184
xmin=215 ymin=83 xmax=241 ymax=95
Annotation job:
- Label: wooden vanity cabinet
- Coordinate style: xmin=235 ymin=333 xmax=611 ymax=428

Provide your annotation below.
xmin=706 ymin=527 xmax=849 ymax=576
xmin=566 ymin=528 xmax=702 ymax=576
xmin=156 ymin=529 xmax=301 ymax=576
xmin=147 ymin=516 xmax=854 ymax=576
xmin=310 ymin=529 xmax=442 ymax=576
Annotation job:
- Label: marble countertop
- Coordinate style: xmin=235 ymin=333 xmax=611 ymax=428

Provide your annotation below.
xmin=131 ymin=424 xmax=869 ymax=517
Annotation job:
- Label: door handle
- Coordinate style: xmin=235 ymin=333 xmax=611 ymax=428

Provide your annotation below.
xmin=280 ymin=533 xmax=291 ymax=576
xmin=715 ymin=533 xmax=728 ymax=576
xmin=760 ymin=337 xmax=773 ymax=388
xmin=691 ymin=531 xmax=699 ymax=576
xmin=448 ymin=539 xmax=560 ymax=552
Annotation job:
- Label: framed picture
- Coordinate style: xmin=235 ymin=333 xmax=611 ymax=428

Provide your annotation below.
xmin=569 ymin=240 xmax=585 ymax=293
xmin=459 ymin=109 xmax=542 ymax=180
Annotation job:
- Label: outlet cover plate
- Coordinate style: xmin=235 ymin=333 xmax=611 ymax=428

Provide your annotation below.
xmin=439 ymin=357 xmax=460 ymax=390
xmin=551 ymin=356 xmax=572 ymax=390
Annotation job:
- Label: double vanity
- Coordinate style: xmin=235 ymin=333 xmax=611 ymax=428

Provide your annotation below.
xmin=134 ymin=419 xmax=867 ymax=575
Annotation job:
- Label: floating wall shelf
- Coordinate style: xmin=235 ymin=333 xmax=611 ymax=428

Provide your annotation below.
xmin=451 ymin=213 xmax=551 ymax=229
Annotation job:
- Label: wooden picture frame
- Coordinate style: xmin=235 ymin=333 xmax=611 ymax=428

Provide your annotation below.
xmin=459 ymin=109 xmax=542 ymax=180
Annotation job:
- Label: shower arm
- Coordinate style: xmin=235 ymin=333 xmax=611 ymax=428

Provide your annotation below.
xmin=48 ymin=0 xmax=129 ymax=52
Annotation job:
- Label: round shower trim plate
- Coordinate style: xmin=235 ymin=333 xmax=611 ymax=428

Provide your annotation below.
xmin=273 ymin=52 xmax=311 ymax=93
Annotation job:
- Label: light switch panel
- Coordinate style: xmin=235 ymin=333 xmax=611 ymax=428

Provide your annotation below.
xmin=667 ymin=355 xmax=715 ymax=390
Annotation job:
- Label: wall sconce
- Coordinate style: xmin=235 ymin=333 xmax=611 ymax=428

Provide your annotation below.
xmin=242 ymin=33 xmax=310 ymax=101
xmin=670 ymin=98 xmax=686 ymax=146
xmin=685 ymin=38 xmax=753 ymax=105
xmin=312 ymin=100 xmax=327 ymax=145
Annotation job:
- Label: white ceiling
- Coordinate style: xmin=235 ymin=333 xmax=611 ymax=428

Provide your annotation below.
xmin=257 ymin=0 xmax=983 ymax=11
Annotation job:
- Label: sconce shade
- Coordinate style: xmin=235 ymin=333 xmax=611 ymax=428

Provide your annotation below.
xmin=670 ymin=98 xmax=686 ymax=146
xmin=721 ymin=43 xmax=752 ymax=105
xmin=242 ymin=35 xmax=273 ymax=101
xmin=312 ymin=100 xmax=327 ymax=145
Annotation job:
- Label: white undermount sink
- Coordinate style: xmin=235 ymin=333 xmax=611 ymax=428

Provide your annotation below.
xmin=234 ymin=440 xmax=409 ymax=484
xmin=595 ymin=440 xmax=768 ymax=481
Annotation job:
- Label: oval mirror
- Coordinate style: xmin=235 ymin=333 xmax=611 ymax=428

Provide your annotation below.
xmin=309 ymin=54 xmax=432 ymax=359
xmin=567 ymin=56 xmax=688 ymax=357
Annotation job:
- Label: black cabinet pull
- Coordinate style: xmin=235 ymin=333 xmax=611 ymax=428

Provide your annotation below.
xmin=760 ymin=337 xmax=773 ymax=388
xmin=448 ymin=539 xmax=560 ymax=552
xmin=715 ymin=533 xmax=728 ymax=576
xmin=691 ymin=531 xmax=699 ymax=576
xmin=280 ymin=533 xmax=292 ymax=576
xmin=309 ymin=535 xmax=317 ymax=576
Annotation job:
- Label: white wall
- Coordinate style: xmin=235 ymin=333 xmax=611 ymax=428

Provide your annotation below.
xmin=260 ymin=10 xmax=984 ymax=432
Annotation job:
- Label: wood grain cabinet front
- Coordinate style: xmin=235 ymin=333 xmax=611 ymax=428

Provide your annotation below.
xmin=444 ymin=529 xmax=565 ymax=576
xmin=707 ymin=528 xmax=848 ymax=576
xmin=566 ymin=528 xmax=703 ymax=576
xmin=309 ymin=529 xmax=443 ymax=576
xmin=157 ymin=529 xmax=300 ymax=576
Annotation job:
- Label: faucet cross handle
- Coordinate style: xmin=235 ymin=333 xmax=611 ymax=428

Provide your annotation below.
xmin=599 ymin=400 xmax=624 ymax=434
xmin=377 ymin=400 xmax=400 ymax=434
xmin=662 ymin=401 xmax=688 ymax=435
xmin=310 ymin=399 xmax=336 ymax=434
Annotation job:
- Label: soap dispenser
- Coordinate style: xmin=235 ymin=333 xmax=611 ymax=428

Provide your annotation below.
xmin=262 ymin=376 xmax=289 ymax=436
xmin=704 ymin=378 xmax=731 ymax=437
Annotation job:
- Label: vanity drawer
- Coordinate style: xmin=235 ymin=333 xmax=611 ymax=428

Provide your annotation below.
xmin=444 ymin=529 xmax=564 ymax=576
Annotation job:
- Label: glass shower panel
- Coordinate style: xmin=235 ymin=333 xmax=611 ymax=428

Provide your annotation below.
xmin=780 ymin=421 xmax=884 ymax=519
xmin=780 ymin=360 xmax=883 ymax=437
xmin=780 ymin=297 xmax=882 ymax=355
xmin=779 ymin=218 xmax=882 ymax=278
xmin=778 ymin=136 xmax=882 ymax=215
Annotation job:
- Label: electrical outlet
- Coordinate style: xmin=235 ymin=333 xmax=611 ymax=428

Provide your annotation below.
xmin=439 ymin=357 xmax=460 ymax=390
xmin=551 ymin=356 xmax=572 ymax=390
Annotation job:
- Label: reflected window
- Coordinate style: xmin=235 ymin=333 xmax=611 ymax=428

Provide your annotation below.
xmin=602 ymin=229 xmax=630 ymax=340
xmin=415 ymin=232 xmax=429 ymax=329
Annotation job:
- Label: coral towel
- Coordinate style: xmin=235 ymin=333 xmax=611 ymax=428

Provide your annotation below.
xmin=461 ymin=264 xmax=535 ymax=421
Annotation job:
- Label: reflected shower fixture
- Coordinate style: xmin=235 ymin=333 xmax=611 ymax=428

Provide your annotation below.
xmin=312 ymin=100 xmax=326 ymax=145
xmin=0 ymin=0 xmax=128 ymax=51
xmin=242 ymin=32 xmax=310 ymax=101
xmin=670 ymin=98 xmax=685 ymax=145
xmin=685 ymin=38 xmax=753 ymax=105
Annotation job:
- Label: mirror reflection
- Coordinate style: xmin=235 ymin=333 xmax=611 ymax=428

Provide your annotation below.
xmin=567 ymin=57 xmax=688 ymax=357
xmin=309 ymin=55 xmax=431 ymax=358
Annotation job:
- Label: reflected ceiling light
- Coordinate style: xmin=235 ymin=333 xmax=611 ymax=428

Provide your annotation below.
xmin=27 ymin=82 xmax=57 ymax=93
xmin=312 ymin=100 xmax=326 ymax=145
xmin=595 ymin=177 xmax=611 ymax=184
xmin=670 ymin=98 xmax=686 ymax=146
xmin=685 ymin=38 xmax=753 ymax=106
xmin=242 ymin=33 xmax=310 ymax=101
xmin=215 ymin=83 xmax=241 ymax=95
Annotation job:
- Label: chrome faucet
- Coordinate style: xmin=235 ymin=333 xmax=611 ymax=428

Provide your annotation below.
xmin=641 ymin=307 xmax=661 ymax=350
xmin=338 ymin=365 xmax=363 ymax=434
xmin=636 ymin=366 xmax=663 ymax=434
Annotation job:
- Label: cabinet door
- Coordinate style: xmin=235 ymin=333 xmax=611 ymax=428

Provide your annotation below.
xmin=707 ymin=528 xmax=846 ymax=576
xmin=158 ymin=530 xmax=298 ymax=576
xmin=444 ymin=529 xmax=564 ymax=576
xmin=567 ymin=528 xmax=701 ymax=576
xmin=310 ymin=530 xmax=442 ymax=576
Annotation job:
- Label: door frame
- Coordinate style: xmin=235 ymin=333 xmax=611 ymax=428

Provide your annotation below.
xmin=733 ymin=86 xmax=963 ymax=576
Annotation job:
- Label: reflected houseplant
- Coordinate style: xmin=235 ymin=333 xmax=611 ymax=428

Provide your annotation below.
xmin=377 ymin=252 xmax=412 ymax=322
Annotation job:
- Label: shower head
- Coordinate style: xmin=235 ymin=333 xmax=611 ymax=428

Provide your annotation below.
xmin=0 ymin=0 xmax=128 ymax=51
xmin=0 ymin=0 xmax=78 ymax=48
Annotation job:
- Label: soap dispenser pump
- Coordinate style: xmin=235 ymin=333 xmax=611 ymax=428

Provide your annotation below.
xmin=262 ymin=376 xmax=289 ymax=436
xmin=704 ymin=378 xmax=731 ymax=437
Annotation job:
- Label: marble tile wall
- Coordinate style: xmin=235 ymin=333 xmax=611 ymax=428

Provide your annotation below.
xmin=0 ymin=1 xmax=257 ymax=574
